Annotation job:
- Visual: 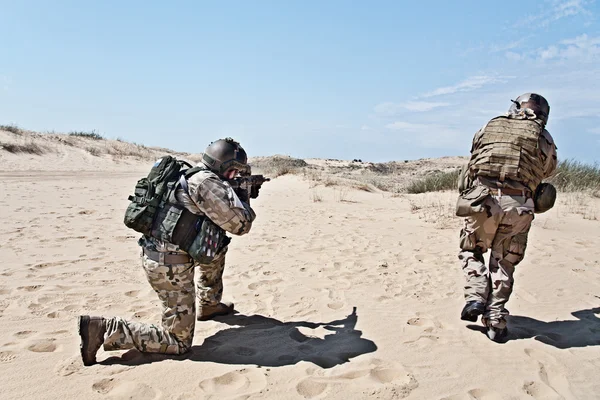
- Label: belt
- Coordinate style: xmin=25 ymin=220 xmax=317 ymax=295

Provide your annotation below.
xmin=488 ymin=187 xmax=532 ymax=198
xmin=143 ymin=248 xmax=193 ymax=264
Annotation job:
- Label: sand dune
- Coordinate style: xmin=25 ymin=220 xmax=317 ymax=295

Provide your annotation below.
xmin=1 ymin=130 xmax=599 ymax=399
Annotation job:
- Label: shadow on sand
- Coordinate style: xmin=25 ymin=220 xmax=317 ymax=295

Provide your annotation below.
xmin=466 ymin=307 xmax=600 ymax=348
xmin=102 ymin=307 xmax=377 ymax=368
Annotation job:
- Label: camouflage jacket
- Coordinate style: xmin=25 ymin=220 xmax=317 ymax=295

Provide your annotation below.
xmin=175 ymin=165 xmax=256 ymax=236
xmin=143 ymin=165 xmax=255 ymax=254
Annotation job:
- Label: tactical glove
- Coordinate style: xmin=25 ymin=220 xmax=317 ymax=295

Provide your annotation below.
xmin=250 ymin=185 xmax=261 ymax=199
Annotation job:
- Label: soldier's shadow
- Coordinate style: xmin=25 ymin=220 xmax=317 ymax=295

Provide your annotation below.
xmin=188 ymin=308 xmax=377 ymax=367
xmin=466 ymin=307 xmax=600 ymax=348
xmin=102 ymin=307 xmax=377 ymax=368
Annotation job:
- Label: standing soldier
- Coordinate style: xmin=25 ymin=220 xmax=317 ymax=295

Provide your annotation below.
xmin=78 ymin=138 xmax=261 ymax=365
xmin=457 ymin=93 xmax=558 ymax=342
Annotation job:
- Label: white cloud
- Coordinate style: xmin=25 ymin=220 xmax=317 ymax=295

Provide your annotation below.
xmin=401 ymin=101 xmax=452 ymax=112
xmin=550 ymin=0 xmax=591 ymax=21
xmin=373 ymin=101 xmax=451 ymax=116
xmin=490 ymin=39 xmax=525 ymax=53
xmin=537 ymin=34 xmax=600 ymax=61
xmin=361 ymin=125 xmax=373 ymax=131
xmin=515 ymin=0 xmax=593 ymax=28
xmin=385 ymin=121 xmax=426 ymax=130
xmin=420 ymin=75 xmax=513 ymax=98
xmin=502 ymin=34 xmax=600 ymax=63
xmin=505 ymin=51 xmax=524 ymax=61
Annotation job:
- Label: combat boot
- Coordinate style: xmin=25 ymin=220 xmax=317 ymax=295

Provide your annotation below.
xmin=486 ymin=326 xmax=508 ymax=343
xmin=460 ymin=300 xmax=486 ymax=322
xmin=198 ymin=302 xmax=234 ymax=321
xmin=78 ymin=315 xmax=106 ymax=366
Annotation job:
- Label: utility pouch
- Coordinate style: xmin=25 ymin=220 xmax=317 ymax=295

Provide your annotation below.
xmin=455 ymin=185 xmax=490 ymax=217
xmin=186 ymin=219 xmax=228 ymax=264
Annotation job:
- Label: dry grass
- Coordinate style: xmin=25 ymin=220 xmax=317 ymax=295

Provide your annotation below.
xmin=0 ymin=124 xmax=23 ymax=134
xmin=406 ymin=192 xmax=458 ymax=229
xmin=555 ymin=192 xmax=599 ymax=221
xmin=406 ymin=169 xmax=461 ymax=194
xmin=548 ymin=159 xmax=600 ymax=193
xmin=250 ymin=156 xmax=308 ymax=177
xmin=86 ymin=146 xmax=102 ymax=157
xmin=0 ymin=141 xmax=49 ymax=155
xmin=69 ymin=130 xmax=104 ymax=140
xmin=0 ymin=124 xmax=191 ymax=161
xmin=310 ymin=189 xmax=323 ymax=202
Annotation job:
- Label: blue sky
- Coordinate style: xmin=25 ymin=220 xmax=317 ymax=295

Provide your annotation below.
xmin=1 ymin=1 xmax=599 ymax=162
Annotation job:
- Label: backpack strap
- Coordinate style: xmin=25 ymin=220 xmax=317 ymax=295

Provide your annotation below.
xmin=178 ymin=166 xmax=204 ymax=195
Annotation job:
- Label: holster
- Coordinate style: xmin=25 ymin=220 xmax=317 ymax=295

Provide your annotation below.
xmin=456 ymin=185 xmax=490 ymax=217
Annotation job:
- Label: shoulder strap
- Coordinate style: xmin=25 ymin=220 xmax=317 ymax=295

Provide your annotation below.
xmin=178 ymin=166 xmax=204 ymax=195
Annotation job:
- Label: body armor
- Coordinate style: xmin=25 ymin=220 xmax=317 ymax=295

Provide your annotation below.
xmin=468 ymin=116 xmax=546 ymax=192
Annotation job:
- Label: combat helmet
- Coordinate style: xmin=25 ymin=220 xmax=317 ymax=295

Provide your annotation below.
xmin=533 ymin=182 xmax=557 ymax=213
xmin=508 ymin=93 xmax=550 ymax=125
xmin=201 ymin=138 xmax=249 ymax=176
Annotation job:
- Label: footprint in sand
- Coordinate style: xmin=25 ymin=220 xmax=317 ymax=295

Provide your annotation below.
xmin=17 ymin=285 xmax=44 ymax=292
xmin=92 ymin=378 xmax=159 ymax=399
xmin=14 ymin=330 xmax=36 ymax=338
xmin=327 ymin=302 xmax=345 ymax=310
xmin=27 ymin=339 xmax=58 ymax=353
xmin=296 ymin=359 xmax=417 ymax=399
xmin=522 ymin=348 xmax=573 ymax=399
xmin=403 ymin=313 xmax=443 ymax=344
xmin=0 ymin=351 xmax=18 ymax=363
xmin=198 ymin=368 xmax=267 ymax=398
xmin=92 ymin=378 xmax=118 ymax=394
xmin=55 ymin=356 xmax=83 ymax=377
xmin=296 ymin=378 xmax=329 ymax=398
xmin=441 ymin=388 xmax=504 ymax=400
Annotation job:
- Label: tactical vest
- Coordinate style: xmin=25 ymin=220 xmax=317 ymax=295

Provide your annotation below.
xmin=124 ymin=157 xmax=227 ymax=264
xmin=467 ymin=116 xmax=546 ymax=192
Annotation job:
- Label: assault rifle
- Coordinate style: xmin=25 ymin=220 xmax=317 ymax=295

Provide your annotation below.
xmin=229 ymin=174 xmax=270 ymax=200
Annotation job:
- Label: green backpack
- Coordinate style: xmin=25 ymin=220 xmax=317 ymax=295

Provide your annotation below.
xmin=124 ymin=156 xmax=193 ymax=235
xmin=124 ymin=156 xmax=227 ymax=263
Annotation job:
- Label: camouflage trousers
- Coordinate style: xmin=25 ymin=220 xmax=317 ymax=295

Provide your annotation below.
xmin=458 ymin=194 xmax=534 ymax=329
xmin=103 ymin=247 xmax=228 ymax=354
xmin=196 ymin=247 xmax=227 ymax=307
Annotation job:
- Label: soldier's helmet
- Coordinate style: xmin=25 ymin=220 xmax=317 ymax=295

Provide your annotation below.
xmin=201 ymin=138 xmax=249 ymax=176
xmin=534 ymin=182 xmax=557 ymax=213
xmin=508 ymin=93 xmax=550 ymax=125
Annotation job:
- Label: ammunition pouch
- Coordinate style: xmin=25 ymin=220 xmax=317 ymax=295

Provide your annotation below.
xmin=151 ymin=203 xmax=228 ymax=264
xmin=457 ymin=165 xmax=472 ymax=193
xmin=456 ymin=185 xmax=490 ymax=217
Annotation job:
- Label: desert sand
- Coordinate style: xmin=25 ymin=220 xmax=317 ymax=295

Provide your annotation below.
xmin=1 ymin=129 xmax=599 ymax=400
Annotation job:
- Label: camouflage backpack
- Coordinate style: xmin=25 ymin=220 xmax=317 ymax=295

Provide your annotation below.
xmin=124 ymin=156 xmax=227 ymax=263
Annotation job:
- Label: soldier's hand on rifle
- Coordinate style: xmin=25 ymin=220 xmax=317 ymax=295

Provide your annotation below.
xmin=234 ymin=187 xmax=250 ymax=203
xmin=250 ymin=184 xmax=261 ymax=199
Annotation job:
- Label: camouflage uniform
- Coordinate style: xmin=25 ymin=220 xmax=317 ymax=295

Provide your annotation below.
xmin=103 ymin=165 xmax=255 ymax=354
xmin=459 ymin=120 xmax=557 ymax=330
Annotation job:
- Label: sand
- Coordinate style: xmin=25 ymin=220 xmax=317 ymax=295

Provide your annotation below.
xmin=1 ymin=132 xmax=599 ymax=400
